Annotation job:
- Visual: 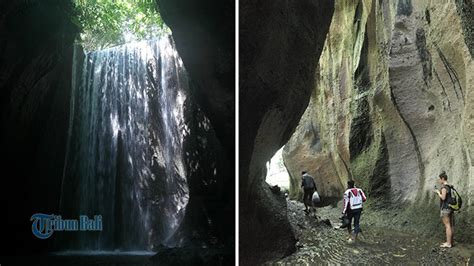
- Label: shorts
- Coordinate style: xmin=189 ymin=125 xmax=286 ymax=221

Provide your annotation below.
xmin=440 ymin=208 xmax=452 ymax=217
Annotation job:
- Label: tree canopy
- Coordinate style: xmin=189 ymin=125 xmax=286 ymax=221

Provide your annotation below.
xmin=73 ymin=0 xmax=167 ymax=51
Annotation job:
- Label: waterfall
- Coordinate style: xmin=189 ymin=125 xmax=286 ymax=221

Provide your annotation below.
xmin=60 ymin=35 xmax=190 ymax=251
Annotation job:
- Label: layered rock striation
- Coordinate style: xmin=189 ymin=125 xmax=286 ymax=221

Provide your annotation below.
xmin=284 ymin=0 xmax=473 ymax=242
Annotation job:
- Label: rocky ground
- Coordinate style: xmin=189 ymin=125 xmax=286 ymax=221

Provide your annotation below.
xmin=267 ymin=200 xmax=473 ymax=265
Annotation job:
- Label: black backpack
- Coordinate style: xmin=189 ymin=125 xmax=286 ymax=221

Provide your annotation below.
xmin=447 ymin=185 xmax=462 ymax=211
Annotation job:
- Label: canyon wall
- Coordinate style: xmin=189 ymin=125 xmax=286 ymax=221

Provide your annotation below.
xmin=156 ymin=0 xmax=235 ymax=252
xmin=284 ymin=0 xmax=473 ymax=240
xmin=0 ymin=0 xmax=78 ymax=254
xmin=239 ymin=0 xmax=334 ymax=264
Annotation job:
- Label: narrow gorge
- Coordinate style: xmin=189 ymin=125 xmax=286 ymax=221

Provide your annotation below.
xmin=241 ymin=0 xmax=473 ymax=264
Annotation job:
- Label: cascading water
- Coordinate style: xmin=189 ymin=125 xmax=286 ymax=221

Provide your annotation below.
xmin=60 ymin=35 xmax=190 ymax=251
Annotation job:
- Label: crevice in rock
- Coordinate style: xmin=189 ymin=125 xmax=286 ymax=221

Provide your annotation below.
xmin=435 ymin=44 xmax=465 ymax=103
xmin=368 ymin=133 xmax=391 ymax=201
xmin=425 ymin=9 xmax=431 ymax=24
xmin=338 ymin=151 xmax=352 ymax=179
xmin=353 ymin=0 xmax=363 ymax=36
xmin=310 ymin=121 xmax=321 ymax=151
xmin=415 ymin=28 xmax=432 ymax=87
xmin=432 ymin=66 xmax=452 ymax=112
xmin=349 ymin=96 xmax=373 ymax=158
xmin=355 ymin=30 xmax=371 ymax=91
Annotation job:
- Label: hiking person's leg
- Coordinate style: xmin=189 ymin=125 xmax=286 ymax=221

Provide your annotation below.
xmin=305 ymin=189 xmax=313 ymax=213
xmin=347 ymin=224 xmax=352 ymax=239
xmin=353 ymin=210 xmax=361 ymax=240
xmin=441 ymin=213 xmax=452 ymax=246
xmin=450 ymin=212 xmax=454 ymax=245
xmin=306 ymin=190 xmax=311 ymax=211
xmin=347 ymin=211 xmax=354 ymax=240
xmin=303 ymin=190 xmax=308 ymax=212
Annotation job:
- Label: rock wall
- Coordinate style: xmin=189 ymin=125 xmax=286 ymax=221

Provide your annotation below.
xmin=239 ymin=0 xmax=334 ymax=264
xmin=284 ymin=0 xmax=474 ymax=240
xmin=0 ymin=0 xmax=79 ymax=254
xmin=156 ymin=0 xmax=235 ymax=158
xmin=156 ymin=0 xmax=235 ymax=252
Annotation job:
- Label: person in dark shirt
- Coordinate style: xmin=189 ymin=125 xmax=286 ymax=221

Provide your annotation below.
xmin=301 ymin=171 xmax=317 ymax=214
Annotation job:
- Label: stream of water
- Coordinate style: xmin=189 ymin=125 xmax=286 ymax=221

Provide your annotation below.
xmin=59 ymin=36 xmax=189 ymax=251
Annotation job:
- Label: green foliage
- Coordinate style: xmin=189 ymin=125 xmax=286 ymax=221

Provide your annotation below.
xmin=73 ymin=0 xmax=167 ymax=51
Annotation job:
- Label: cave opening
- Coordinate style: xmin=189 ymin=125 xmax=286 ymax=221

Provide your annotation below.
xmin=265 ymin=147 xmax=290 ymax=193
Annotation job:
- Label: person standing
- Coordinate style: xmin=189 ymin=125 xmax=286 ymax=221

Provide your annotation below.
xmin=301 ymin=171 xmax=317 ymax=214
xmin=434 ymin=171 xmax=454 ymax=248
xmin=342 ymin=180 xmax=366 ymax=242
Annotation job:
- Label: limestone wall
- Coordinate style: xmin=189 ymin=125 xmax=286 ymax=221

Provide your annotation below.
xmin=284 ymin=0 xmax=473 ymax=234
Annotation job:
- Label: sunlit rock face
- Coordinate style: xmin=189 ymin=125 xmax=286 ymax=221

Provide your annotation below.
xmin=239 ymin=0 xmax=334 ymax=264
xmin=284 ymin=0 xmax=473 ymax=241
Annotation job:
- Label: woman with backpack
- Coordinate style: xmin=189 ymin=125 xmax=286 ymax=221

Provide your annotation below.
xmin=342 ymin=180 xmax=367 ymax=243
xmin=434 ymin=171 xmax=454 ymax=248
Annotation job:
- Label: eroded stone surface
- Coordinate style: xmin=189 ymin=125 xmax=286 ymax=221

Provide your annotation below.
xmin=283 ymin=0 xmax=473 ymax=244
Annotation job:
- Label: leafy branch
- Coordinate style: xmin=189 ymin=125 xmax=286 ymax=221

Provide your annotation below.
xmin=72 ymin=0 xmax=167 ymax=51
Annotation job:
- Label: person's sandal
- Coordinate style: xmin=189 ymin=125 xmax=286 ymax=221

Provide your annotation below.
xmin=440 ymin=243 xmax=452 ymax=248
